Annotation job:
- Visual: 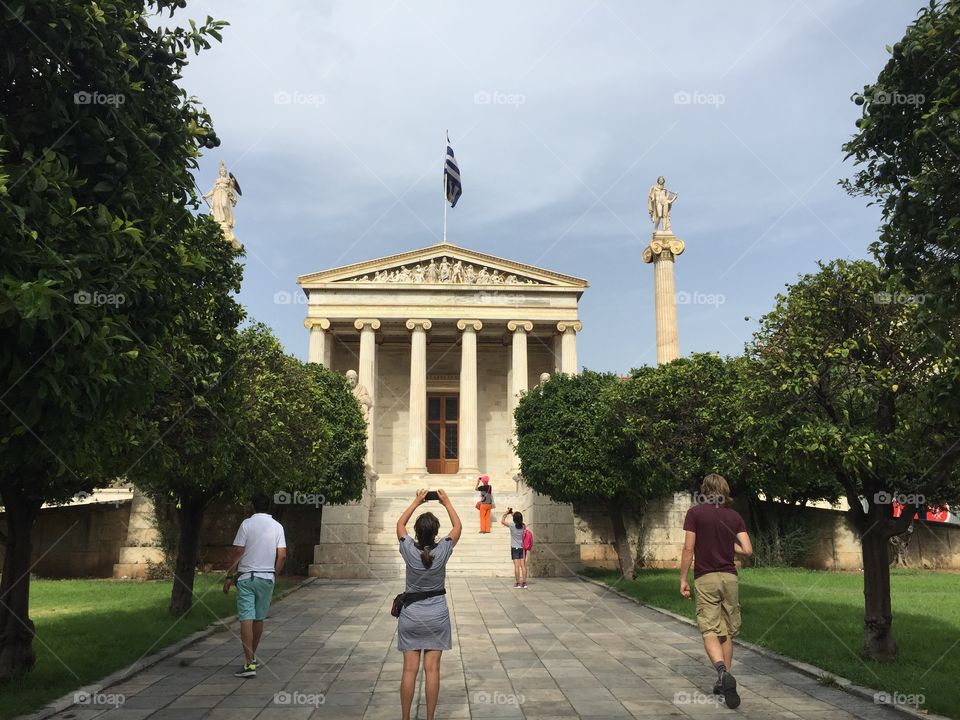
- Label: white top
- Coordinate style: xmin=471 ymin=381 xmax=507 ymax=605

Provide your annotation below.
xmin=233 ymin=513 xmax=286 ymax=581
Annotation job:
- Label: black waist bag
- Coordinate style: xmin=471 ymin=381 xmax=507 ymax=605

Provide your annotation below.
xmin=391 ymin=589 xmax=446 ymax=618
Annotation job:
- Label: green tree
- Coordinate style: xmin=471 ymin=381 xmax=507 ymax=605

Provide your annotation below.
xmin=128 ymin=324 xmax=366 ymax=615
xmin=613 ymin=353 xmax=749 ymax=497
xmin=844 ymin=0 xmax=960 ymax=320
xmin=0 ymin=0 xmax=228 ymax=677
xmin=514 ymin=371 xmax=641 ymax=577
xmin=744 ymin=259 xmax=960 ymax=661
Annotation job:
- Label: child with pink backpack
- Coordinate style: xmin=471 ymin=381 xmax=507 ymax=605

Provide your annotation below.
xmin=501 ymin=508 xmax=533 ymax=588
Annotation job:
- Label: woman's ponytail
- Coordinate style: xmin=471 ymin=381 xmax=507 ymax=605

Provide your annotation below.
xmin=414 ymin=512 xmax=441 ymax=569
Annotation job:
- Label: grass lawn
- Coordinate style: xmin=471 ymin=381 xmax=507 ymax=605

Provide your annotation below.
xmin=587 ymin=567 xmax=960 ymax=719
xmin=0 ymin=573 xmax=298 ymax=720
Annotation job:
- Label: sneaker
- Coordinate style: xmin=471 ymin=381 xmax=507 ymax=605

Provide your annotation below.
xmin=712 ymin=680 xmax=722 ymax=696
xmin=719 ymin=671 xmax=740 ymax=709
xmin=521 ymin=583 xmax=528 ymax=589
xmin=234 ymin=663 xmax=256 ymax=678
xmin=513 ymin=582 xmax=521 ymax=589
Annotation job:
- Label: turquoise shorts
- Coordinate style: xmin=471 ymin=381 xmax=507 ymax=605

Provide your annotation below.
xmin=236 ymin=577 xmax=274 ymax=621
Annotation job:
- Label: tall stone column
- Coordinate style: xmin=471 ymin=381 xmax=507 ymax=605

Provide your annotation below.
xmin=457 ymin=320 xmax=482 ymax=476
xmin=405 ymin=319 xmax=432 ymax=474
xmin=642 ymin=234 xmax=685 ymax=364
xmin=556 ymin=321 xmax=582 ymax=375
xmin=305 ymin=318 xmax=330 ymax=366
xmin=355 ymin=319 xmax=380 ymax=469
xmin=507 ymin=320 xmax=532 ymax=478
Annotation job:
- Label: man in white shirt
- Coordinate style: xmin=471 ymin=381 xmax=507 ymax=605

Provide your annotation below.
xmin=223 ymin=492 xmax=286 ymax=678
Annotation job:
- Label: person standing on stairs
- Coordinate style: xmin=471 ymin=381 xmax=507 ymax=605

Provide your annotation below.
xmin=396 ymin=488 xmax=462 ymax=720
xmin=476 ymin=475 xmax=493 ymax=533
xmin=501 ymin=508 xmax=528 ymax=588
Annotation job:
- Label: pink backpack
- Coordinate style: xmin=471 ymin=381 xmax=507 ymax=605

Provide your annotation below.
xmin=522 ymin=527 xmax=534 ymax=552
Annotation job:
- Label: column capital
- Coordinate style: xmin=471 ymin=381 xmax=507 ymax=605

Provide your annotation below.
xmin=507 ymin=320 xmax=533 ymax=333
xmin=405 ymin=318 xmax=433 ymax=331
xmin=456 ymin=319 xmax=483 ymax=332
xmin=354 ymin=318 xmax=381 ymax=331
xmin=304 ymin=318 xmax=331 ymax=330
xmin=642 ymin=235 xmax=685 ymax=264
xmin=556 ymin=321 xmax=582 ymax=334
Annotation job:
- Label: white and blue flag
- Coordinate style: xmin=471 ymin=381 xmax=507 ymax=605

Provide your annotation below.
xmin=444 ymin=134 xmax=462 ymax=207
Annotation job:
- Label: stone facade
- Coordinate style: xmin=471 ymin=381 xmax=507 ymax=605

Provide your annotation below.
xmin=299 ymin=242 xmax=587 ymax=578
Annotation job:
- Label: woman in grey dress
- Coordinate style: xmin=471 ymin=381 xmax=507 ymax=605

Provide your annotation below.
xmin=396 ymin=488 xmax=462 ymax=720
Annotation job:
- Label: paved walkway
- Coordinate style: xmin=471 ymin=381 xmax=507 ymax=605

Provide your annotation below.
xmin=53 ymin=578 xmax=908 ymax=720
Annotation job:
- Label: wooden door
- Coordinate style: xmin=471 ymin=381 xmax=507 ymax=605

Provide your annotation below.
xmin=426 ymin=394 xmax=459 ymax=474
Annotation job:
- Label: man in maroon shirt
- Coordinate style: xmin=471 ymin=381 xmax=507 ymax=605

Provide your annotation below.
xmin=680 ymin=474 xmax=753 ymax=709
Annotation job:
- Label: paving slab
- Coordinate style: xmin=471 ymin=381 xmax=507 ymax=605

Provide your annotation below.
xmin=39 ymin=578 xmax=915 ymax=720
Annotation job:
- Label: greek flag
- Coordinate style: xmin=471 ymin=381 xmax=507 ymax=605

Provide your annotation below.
xmin=444 ymin=135 xmax=462 ymax=207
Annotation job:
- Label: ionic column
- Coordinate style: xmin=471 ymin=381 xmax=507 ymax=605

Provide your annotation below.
xmin=405 ymin=319 xmax=432 ymax=474
xmin=305 ymin=318 xmax=331 ymax=365
xmin=643 ymin=236 xmax=685 ymax=364
xmin=354 ymin=319 xmax=380 ymax=469
xmin=557 ymin=321 xmax=582 ymax=375
xmin=457 ymin=320 xmax=482 ymax=475
xmin=507 ymin=321 xmax=533 ymax=477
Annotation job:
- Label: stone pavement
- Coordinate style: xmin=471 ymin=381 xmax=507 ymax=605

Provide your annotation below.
xmin=49 ymin=578 xmax=910 ymax=720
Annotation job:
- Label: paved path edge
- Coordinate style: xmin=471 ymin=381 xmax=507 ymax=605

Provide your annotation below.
xmin=575 ymin=574 xmax=951 ymax=720
xmin=15 ymin=576 xmax=317 ymax=720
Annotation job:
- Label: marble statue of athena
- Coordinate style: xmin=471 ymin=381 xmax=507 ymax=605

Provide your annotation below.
xmin=647 ymin=175 xmax=678 ymax=233
xmin=203 ymin=161 xmax=241 ymax=245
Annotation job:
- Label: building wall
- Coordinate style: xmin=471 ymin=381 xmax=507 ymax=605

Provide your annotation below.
xmin=330 ymin=332 xmax=554 ymax=480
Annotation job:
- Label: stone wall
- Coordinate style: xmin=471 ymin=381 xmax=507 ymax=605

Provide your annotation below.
xmin=0 ymin=500 xmax=131 ymax=578
xmin=575 ymin=495 xmax=960 ymax=572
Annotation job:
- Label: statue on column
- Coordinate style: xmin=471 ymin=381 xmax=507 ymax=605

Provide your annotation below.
xmin=647 ymin=175 xmax=678 ymax=234
xmin=203 ymin=160 xmax=242 ymax=246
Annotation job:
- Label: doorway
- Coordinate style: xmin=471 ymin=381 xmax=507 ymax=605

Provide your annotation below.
xmin=426 ymin=393 xmax=459 ymax=474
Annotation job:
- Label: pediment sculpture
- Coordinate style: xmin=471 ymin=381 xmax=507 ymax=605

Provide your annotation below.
xmin=343 ymin=257 xmax=542 ymax=285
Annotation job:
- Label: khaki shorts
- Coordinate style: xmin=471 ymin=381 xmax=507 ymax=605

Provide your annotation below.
xmin=694 ymin=571 xmax=741 ymax=638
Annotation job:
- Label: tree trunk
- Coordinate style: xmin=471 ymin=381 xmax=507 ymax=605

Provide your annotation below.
xmin=859 ymin=512 xmax=897 ymax=662
xmin=608 ymin=500 xmax=635 ymax=579
xmin=0 ymin=487 xmax=42 ymax=680
xmin=169 ymin=496 xmax=205 ymax=616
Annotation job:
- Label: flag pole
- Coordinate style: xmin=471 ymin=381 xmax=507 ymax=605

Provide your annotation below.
xmin=442 ymin=130 xmax=448 ymax=243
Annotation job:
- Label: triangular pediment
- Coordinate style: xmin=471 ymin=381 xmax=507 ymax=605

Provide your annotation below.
xmin=297 ymin=243 xmax=588 ymax=289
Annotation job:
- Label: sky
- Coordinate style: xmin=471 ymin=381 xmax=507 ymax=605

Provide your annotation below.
xmin=180 ymin=0 xmax=923 ymax=373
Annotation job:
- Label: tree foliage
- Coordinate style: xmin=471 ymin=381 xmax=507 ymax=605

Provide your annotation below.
xmin=844 ymin=0 xmax=960 ymax=318
xmin=127 ymin=323 xmax=366 ymax=614
xmin=0 ymin=0 xmax=229 ymax=678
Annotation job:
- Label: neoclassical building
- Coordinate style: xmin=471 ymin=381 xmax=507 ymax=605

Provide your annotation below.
xmin=298 ymin=242 xmax=587 ymax=577
xmin=298 ymin=242 xmax=587 ymax=481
